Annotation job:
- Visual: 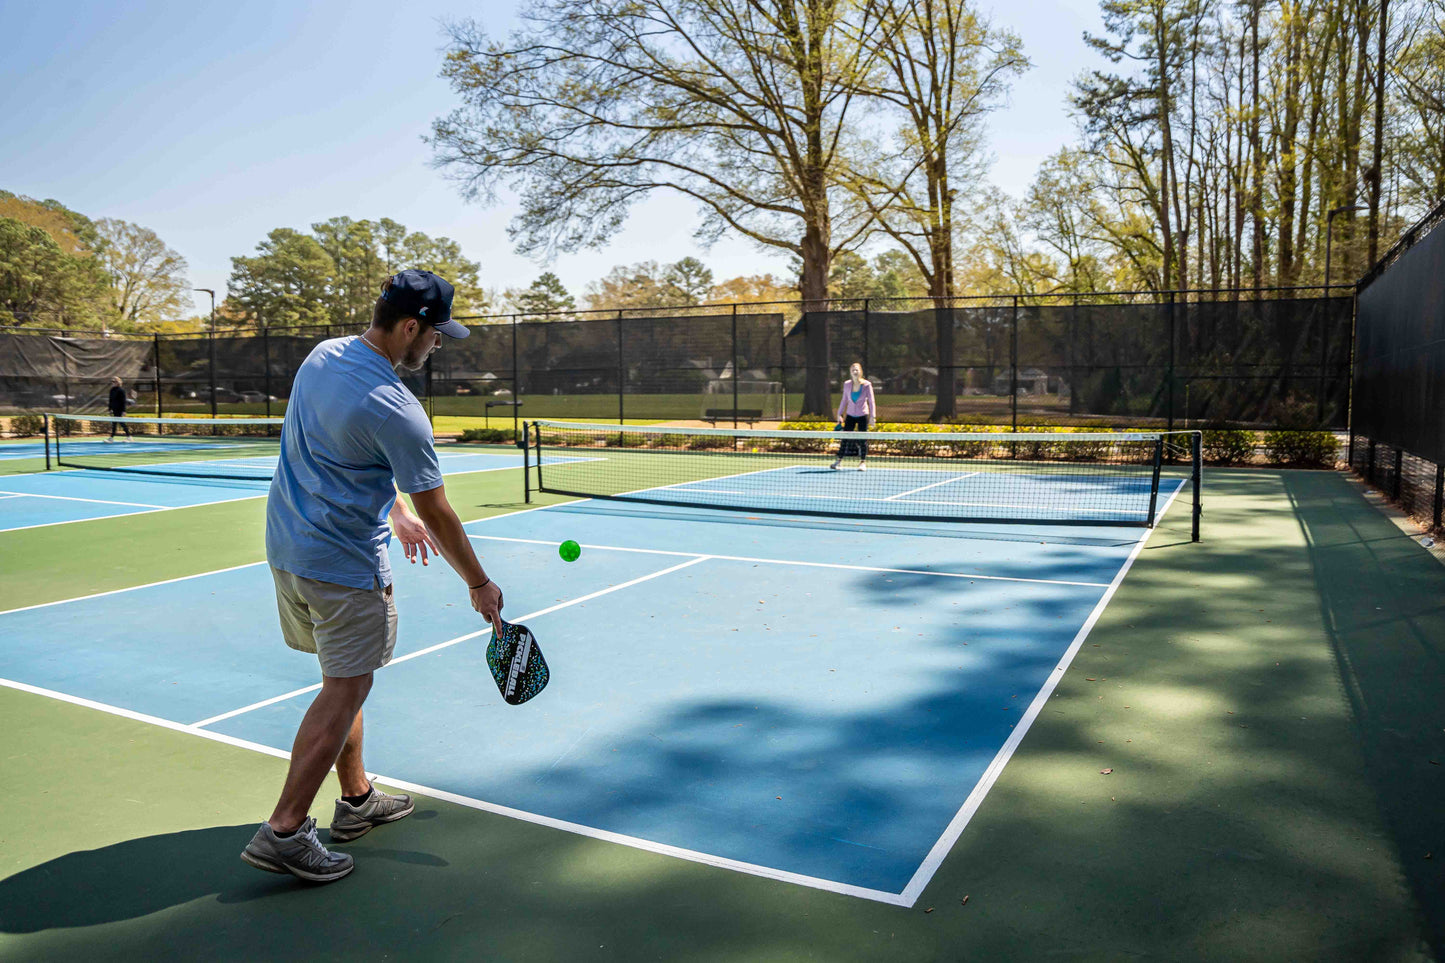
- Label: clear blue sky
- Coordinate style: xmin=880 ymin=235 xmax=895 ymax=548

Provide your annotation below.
xmin=0 ymin=0 xmax=1103 ymax=316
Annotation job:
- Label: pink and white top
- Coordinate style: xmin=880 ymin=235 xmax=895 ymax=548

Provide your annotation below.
xmin=836 ymin=380 xmax=876 ymax=419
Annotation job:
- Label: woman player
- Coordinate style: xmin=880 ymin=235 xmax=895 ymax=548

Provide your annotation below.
xmin=831 ymin=362 xmax=876 ymax=470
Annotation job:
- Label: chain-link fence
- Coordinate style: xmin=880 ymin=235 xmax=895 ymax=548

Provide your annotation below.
xmin=2 ymin=286 xmax=1352 ymax=435
xmin=1350 ymin=197 xmax=1445 ymax=531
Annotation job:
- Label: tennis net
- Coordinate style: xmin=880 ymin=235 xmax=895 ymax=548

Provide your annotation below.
xmin=526 ymin=421 xmax=1202 ymax=534
xmin=48 ymin=413 xmax=283 ymax=481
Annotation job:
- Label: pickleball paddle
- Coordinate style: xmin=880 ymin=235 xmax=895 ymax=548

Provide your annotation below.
xmin=486 ymin=617 xmax=550 ymax=706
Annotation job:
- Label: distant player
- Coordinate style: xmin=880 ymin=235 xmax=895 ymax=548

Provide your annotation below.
xmin=831 ymin=362 xmax=876 ymax=470
xmin=106 ymin=376 xmax=131 ymax=441
xmin=241 ymin=270 xmax=504 ymax=883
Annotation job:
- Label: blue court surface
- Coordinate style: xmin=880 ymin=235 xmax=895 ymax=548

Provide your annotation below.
xmin=0 ymin=473 xmax=1185 ymax=905
xmin=0 ymin=449 xmax=557 ymax=532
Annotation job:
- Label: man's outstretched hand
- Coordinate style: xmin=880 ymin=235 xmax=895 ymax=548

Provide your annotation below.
xmin=391 ymin=507 xmax=440 ymax=565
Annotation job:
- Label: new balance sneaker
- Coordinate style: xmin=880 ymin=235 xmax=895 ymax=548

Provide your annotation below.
xmin=329 ymin=787 xmax=415 ymax=842
xmin=241 ymin=817 xmax=353 ymax=882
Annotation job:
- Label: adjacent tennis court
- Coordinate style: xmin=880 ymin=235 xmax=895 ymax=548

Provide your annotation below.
xmin=2 ymin=418 xmax=1439 ymax=961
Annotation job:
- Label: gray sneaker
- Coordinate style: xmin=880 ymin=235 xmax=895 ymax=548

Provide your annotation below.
xmin=329 ymin=787 xmax=415 ymax=842
xmin=241 ymin=817 xmax=354 ymax=882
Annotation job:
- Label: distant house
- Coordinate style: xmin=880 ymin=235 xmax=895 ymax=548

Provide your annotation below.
xmin=991 ymin=367 xmax=1051 ymax=395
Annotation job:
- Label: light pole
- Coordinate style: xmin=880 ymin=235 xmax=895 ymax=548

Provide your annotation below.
xmin=192 ymin=288 xmax=215 ymax=331
xmin=1325 ymin=205 xmax=1367 ymax=291
xmin=194 ymin=288 xmax=217 ymax=420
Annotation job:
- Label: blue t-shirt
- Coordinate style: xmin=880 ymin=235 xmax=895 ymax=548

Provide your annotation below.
xmin=266 ymin=337 xmax=442 ymax=590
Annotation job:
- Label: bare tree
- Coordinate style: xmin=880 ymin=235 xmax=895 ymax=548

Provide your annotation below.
xmin=95 ymin=218 xmax=191 ymax=325
xmin=430 ymin=0 xmax=882 ymax=414
xmin=845 ymin=0 xmax=1027 ymax=419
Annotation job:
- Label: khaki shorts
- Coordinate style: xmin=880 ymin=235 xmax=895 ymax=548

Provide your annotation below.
xmin=271 ymin=567 xmax=398 ymax=678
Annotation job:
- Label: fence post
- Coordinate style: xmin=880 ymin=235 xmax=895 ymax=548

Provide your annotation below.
xmin=862 ymin=298 xmax=870 ymax=380
xmin=1069 ymin=295 xmax=1079 ymax=415
xmin=1346 ymin=290 xmax=1358 ymax=460
xmin=1434 ymin=464 xmax=1443 ymax=531
xmin=208 ymin=330 xmax=218 ymax=429
xmin=731 ymin=304 xmax=739 ymax=430
xmin=1316 ymin=296 xmax=1330 ymax=425
xmin=1010 ymin=296 xmax=1019 ymax=431
xmin=617 ymin=311 xmax=625 ymax=426
xmin=153 ymin=334 xmax=162 ymax=419
xmin=511 ymin=316 xmax=520 ymax=437
xmin=1167 ymin=291 xmax=1176 ymax=432
xmin=1367 ymin=439 xmax=1376 ymax=484
xmin=262 ymin=328 xmax=272 ymax=418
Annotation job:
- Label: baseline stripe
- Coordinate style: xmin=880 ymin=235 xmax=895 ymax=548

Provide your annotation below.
xmin=0 ymin=674 xmax=907 ymax=905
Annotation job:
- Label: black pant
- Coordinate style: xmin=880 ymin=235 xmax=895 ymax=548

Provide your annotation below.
xmin=109 ymin=414 xmax=130 ymax=437
xmin=838 ymin=414 xmax=869 ymax=459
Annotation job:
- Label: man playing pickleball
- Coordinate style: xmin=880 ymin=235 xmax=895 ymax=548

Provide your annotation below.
xmin=242 ymin=270 xmax=504 ymax=883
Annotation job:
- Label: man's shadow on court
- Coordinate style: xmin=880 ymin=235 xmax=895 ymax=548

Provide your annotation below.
xmin=0 ymin=814 xmax=447 ymax=933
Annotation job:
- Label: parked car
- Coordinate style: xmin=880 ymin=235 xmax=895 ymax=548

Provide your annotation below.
xmin=238 ymin=390 xmax=277 ymax=404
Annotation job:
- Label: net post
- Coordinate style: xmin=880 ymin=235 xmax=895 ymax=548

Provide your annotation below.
xmin=43 ymin=413 xmax=50 ymax=471
xmin=1146 ymin=436 xmax=1163 ymax=526
xmin=534 ymin=421 xmax=545 ymax=493
xmin=522 ymin=421 xmax=531 ymax=504
xmin=1192 ymin=431 xmax=1202 ymax=542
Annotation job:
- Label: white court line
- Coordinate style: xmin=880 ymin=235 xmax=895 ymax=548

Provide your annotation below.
xmin=0 ymin=501 xmax=563 ymax=614
xmin=465 ymin=533 xmax=1112 ymax=588
xmin=894 ymin=481 xmax=1184 ymax=907
xmin=189 ymin=555 xmax=711 ymax=728
xmin=0 ymin=493 xmax=23 ymax=500
xmin=0 ymin=456 xmax=547 ymax=535
xmin=0 ymin=494 xmax=269 ymax=535
xmin=664 ymin=486 xmax=1148 ymax=516
xmin=883 ymin=471 xmax=981 ymax=500
xmin=0 ymin=489 xmax=171 ymax=509
xmin=0 ymin=673 xmax=906 ymax=905
xmin=0 ymin=560 xmax=269 ymax=616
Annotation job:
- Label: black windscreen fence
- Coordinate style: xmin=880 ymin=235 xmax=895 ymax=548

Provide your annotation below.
xmin=1350 ymin=198 xmax=1445 ymax=530
xmin=784 ymin=295 xmax=1352 ymax=428
xmin=3 ymin=292 xmax=1349 ymax=434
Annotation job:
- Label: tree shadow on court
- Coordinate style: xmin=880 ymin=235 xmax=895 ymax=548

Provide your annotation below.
xmin=1281 ymin=469 xmax=1445 ymax=959
xmin=2 ymin=470 xmax=1436 ymax=961
xmin=0 ymin=823 xmax=449 ymax=934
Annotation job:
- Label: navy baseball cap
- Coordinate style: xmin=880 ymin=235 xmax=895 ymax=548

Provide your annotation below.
xmin=380 ymin=270 xmax=469 ymax=339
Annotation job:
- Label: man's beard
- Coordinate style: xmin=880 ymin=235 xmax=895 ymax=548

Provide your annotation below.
xmin=396 ymin=330 xmax=435 ymax=371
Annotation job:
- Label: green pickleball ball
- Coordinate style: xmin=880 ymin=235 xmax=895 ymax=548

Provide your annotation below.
xmin=559 ymin=539 xmax=581 ymax=562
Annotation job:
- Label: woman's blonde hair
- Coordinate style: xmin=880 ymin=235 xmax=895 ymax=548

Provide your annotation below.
xmin=848 ymin=362 xmax=864 ymax=382
xmin=111 ymin=376 xmax=123 ymax=387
